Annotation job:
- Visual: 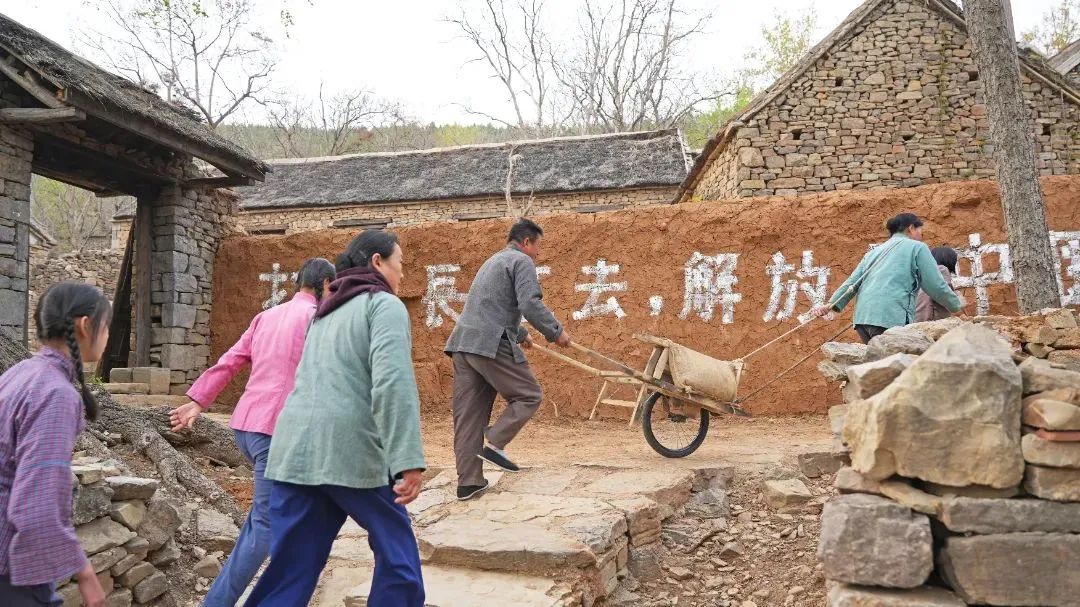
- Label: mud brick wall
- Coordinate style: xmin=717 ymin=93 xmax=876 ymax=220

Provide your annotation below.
xmin=691 ymin=0 xmax=1080 ymax=200
xmin=206 ymin=175 xmax=1080 ymax=418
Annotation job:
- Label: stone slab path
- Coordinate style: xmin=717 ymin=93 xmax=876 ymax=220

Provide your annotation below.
xmin=311 ymin=463 xmax=719 ymax=607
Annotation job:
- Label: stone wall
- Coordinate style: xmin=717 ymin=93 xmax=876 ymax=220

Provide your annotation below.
xmin=0 ymin=79 xmax=34 ymax=342
xmin=28 ymin=248 xmax=124 ymax=348
xmin=65 ymin=460 xmax=181 ymax=607
xmin=149 ymin=185 xmax=234 ymax=393
xmin=113 ymin=186 xmax=677 ymax=243
xmin=818 ymin=316 xmax=1080 ymax=606
xmin=690 ymin=0 xmax=1080 ymax=200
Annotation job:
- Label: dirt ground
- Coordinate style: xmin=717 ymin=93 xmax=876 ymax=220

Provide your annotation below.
xmin=417 ymin=411 xmax=832 ymax=473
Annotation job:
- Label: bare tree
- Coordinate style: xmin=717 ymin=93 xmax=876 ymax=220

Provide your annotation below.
xmin=966 ymin=0 xmax=1061 ymax=312
xmin=559 ymin=0 xmax=723 ymax=131
xmin=447 ymin=0 xmax=562 ymax=134
xmin=448 ymin=0 xmax=724 ymax=134
xmin=264 ymin=84 xmax=403 ymax=157
xmin=30 ymin=177 xmax=118 ymax=253
xmin=80 ymin=0 xmax=279 ymax=128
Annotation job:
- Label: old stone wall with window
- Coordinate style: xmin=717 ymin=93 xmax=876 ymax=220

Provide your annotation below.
xmin=686 ymin=0 xmax=1080 ymax=201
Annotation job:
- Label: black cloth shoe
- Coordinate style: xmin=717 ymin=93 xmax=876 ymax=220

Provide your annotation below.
xmin=456 ymin=480 xmax=490 ymax=501
xmin=479 ymin=446 xmax=520 ymax=472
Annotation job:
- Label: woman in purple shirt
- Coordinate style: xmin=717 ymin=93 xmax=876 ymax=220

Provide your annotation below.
xmin=168 ymin=258 xmax=335 ymax=607
xmin=0 ymin=282 xmax=111 ymax=607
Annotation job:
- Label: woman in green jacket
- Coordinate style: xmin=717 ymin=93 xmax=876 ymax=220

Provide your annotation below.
xmin=813 ymin=213 xmax=965 ymax=343
xmin=246 ymin=230 xmax=427 ymax=607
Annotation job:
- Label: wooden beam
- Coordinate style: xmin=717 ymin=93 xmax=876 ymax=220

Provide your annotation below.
xmin=0 ymin=107 xmax=85 ymax=124
xmin=31 ymin=133 xmax=175 ymax=197
xmin=61 ymin=88 xmax=266 ymax=181
xmin=100 ymin=228 xmax=134 ymax=379
xmin=184 ymin=175 xmax=255 ymax=188
xmin=133 ymin=199 xmax=153 ymax=366
xmin=0 ymin=53 xmax=63 ymax=109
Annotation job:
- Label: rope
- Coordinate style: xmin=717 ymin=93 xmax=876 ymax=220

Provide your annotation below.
xmin=733 ymin=322 xmax=855 ymax=405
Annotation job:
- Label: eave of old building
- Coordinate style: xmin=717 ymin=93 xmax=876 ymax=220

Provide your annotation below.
xmin=674 ymin=0 xmax=1080 ymax=204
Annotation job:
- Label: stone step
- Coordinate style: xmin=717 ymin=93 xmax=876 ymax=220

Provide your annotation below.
xmin=342 ymin=565 xmax=579 ymax=607
xmin=102 ymin=382 xmax=151 ymax=395
xmin=496 ymin=464 xmax=696 ymax=518
xmin=415 ymin=492 xmax=638 ymax=601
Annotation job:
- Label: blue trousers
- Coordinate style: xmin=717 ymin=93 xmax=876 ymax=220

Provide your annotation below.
xmin=202 ymin=430 xmax=273 ymax=607
xmin=244 ymin=481 xmax=424 ymax=607
xmin=0 ymin=576 xmax=60 ymax=606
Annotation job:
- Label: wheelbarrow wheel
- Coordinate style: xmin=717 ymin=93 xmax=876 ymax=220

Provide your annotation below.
xmin=641 ymin=391 xmax=709 ymax=458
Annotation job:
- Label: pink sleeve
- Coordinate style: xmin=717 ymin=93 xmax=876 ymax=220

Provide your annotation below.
xmin=186 ymin=317 xmax=258 ymax=409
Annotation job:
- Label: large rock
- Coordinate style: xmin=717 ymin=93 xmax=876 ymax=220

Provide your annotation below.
xmin=818 ymin=494 xmax=933 ymax=588
xmin=1024 ymin=465 xmax=1080 ymax=501
xmin=864 ymin=330 xmax=933 ymax=362
xmin=77 ymin=518 xmax=137 ymax=556
xmin=90 ymin=547 xmax=128 ymax=573
xmin=922 ymin=482 xmax=1019 ymax=499
xmin=110 ymin=500 xmax=147 ymax=531
xmin=104 ymin=588 xmax=133 ymax=607
xmin=939 ymin=533 xmax=1080 ymax=606
xmin=136 ymin=499 xmax=182 ymax=551
xmin=939 ymin=497 xmax=1080 ymax=533
xmin=761 ymin=479 xmax=812 ymax=511
xmin=833 ymin=467 xmax=883 ymax=495
xmin=1023 ymin=394 xmax=1080 ymax=430
xmin=1022 ymin=433 xmax=1080 ymax=468
xmin=821 ymin=342 xmax=868 ymax=365
xmin=842 ymin=353 xmax=916 ymax=401
xmin=1020 ymin=359 xmax=1080 ymax=394
xmin=116 ymin=561 xmax=155 ymax=588
xmin=843 ymin=325 xmax=1024 ymax=488
xmin=149 ymin=540 xmax=182 ymax=567
xmin=891 ymin=318 xmax=965 ymax=342
xmin=797 ymin=452 xmax=845 ymax=478
xmin=131 ymin=570 xmax=168 ymax=604
xmin=104 ymin=476 xmax=159 ymax=501
xmin=817 ymin=359 xmax=850 ymax=382
xmin=196 ymin=509 xmax=240 ymax=552
xmin=74 ymin=482 xmax=115 ymax=526
xmin=827 ymin=584 xmax=965 ymax=607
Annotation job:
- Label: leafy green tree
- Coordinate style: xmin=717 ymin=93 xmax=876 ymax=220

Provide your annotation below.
xmin=1022 ymin=0 xmax=1080 ymax=55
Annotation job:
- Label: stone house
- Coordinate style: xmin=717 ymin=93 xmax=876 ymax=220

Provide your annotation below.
xmin=111 ymin=130 xmax=690 ymax=240
xmin=0 ymin=13 xmax=268 ymax=394
xmin=675 ymin=0 xmax=1080 ymax=202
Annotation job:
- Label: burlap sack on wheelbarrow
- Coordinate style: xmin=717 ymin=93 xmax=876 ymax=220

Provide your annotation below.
xmin=666 ymin=344 xmax=744 ymax=403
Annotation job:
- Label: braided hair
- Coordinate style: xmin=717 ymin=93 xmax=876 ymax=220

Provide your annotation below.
xmin=295 ymin=257 xmax=337 ymax=305
xmin=336 ymin=230 xmax=399 ymax=272
xmin=35 ymin=282 xmax=112 ymax=422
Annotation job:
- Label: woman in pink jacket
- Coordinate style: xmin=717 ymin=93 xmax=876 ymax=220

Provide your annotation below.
xmin=169 ymin=258 xmax=336 ymax=607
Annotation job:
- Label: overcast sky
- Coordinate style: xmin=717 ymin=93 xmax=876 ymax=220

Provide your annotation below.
xmin=2 ymin=0 xmax=1059 ymax=125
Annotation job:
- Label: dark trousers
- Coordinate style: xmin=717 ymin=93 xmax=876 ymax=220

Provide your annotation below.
xmin=451 ymin=339 xmax=543 ymax=486
xmin=244 ymin=482 xmax=424 ymax=607
xmin=0 ymin=576 xmax=60 ymax=606
xmin=855 ymin=324 xmax=888 ymax=344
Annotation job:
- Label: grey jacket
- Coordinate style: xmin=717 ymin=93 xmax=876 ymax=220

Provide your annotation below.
xmin=445 ymin=243 xmax=563 ymax=363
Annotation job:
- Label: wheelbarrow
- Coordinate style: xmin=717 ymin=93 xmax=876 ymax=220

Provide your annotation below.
xmin=531 ymin=321 xmax=854 ymax=458
xmin=531 ymin=334 xmax=750 ymax=458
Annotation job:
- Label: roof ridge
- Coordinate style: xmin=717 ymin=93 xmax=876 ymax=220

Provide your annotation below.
xmin=263 ymin=129 xmax=682 ymax=165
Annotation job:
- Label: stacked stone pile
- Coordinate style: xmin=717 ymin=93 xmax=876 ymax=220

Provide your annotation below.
xmin=61 ymin=459 xmax=182 ymax=607
xmin=816 ymin=312 xmax=1080 ymax=606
